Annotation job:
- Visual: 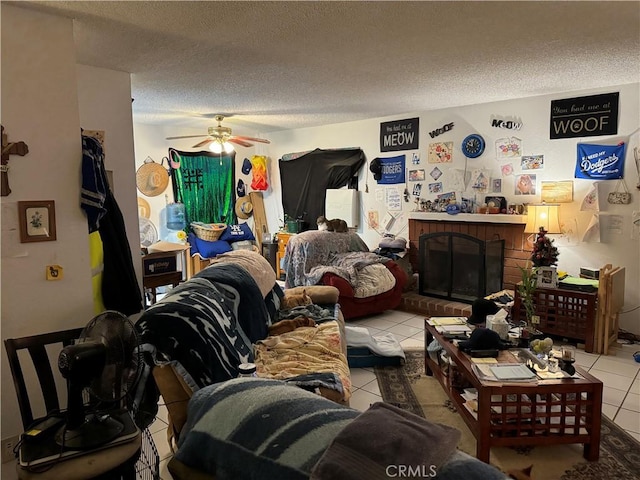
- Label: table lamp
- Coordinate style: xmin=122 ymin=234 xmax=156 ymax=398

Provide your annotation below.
xmin=524 ymin=204 xmax=561 ymax=234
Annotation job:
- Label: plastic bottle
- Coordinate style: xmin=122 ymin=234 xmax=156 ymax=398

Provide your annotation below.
xmin=237 ymin=363 xmax=257 ymax=378
xmin=166 ymin=201 xmax=186 ymax=230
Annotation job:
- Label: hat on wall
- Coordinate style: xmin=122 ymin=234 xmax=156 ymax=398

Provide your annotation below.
xmin=235 ymin=197 xmax=253 ymax=219
xmin=369 ymin=158 xmax=382 ymax=180
xmin=242 ymin=158 xmax=252 ymax=175
xmin=136 ymin=158 xmax=169 ymax=197
xmin=467 ymin=298 xmax=501 ymax=325
xmin=237 ymin=179 xmax=246 ymax=197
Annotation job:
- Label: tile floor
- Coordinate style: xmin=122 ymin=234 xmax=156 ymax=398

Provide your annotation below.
xmin=4 ymin=308 xmax=639 ymax=480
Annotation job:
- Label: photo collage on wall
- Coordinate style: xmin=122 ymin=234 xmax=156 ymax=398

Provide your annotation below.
xmin=372 ymin=93 xmax=624 ymax=227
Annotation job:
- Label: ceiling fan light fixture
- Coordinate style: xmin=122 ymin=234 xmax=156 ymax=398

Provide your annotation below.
xmin=209 ymin=141 xmax=223 ymax=154
xmin=223 ymin=141 xmax=234 ymax=153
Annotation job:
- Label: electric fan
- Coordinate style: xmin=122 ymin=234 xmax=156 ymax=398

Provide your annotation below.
xmin=55 ymin=311 xmax=141 ymax=450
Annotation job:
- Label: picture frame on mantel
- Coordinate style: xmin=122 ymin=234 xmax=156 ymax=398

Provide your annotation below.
xmin=18 ymin=200 xmax=56 ymax=243
xmin=536 ymin=266 xmax=558 ymax=288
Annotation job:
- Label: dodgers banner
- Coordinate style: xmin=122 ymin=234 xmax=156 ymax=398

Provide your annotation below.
xmin=575 ymin=143 xmax=626 ymax=180
xmin=379 ymin=155 xmax=406 ymax=184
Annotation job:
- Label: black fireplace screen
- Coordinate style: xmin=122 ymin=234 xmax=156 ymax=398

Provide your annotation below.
xmin=419 ymin=232 xmax=505 ymax=303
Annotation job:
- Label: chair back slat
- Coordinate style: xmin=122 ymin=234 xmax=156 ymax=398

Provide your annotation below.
xmin=4 ymin=327 xmax=83 ymax=429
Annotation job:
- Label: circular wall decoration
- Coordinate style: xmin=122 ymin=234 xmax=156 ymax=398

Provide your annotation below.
xmin=461 ymin=134 xmax=485 ymax=158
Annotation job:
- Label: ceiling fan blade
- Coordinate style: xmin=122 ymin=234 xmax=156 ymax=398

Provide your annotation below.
xmin=166 ymin=134 xmax=208 ymax=140
xmin=228 ymin=138 xmax=253 ymax=148
xmin=233 ymin=136 xmax=271 ymax=144
xmin=192 ymin=138 xmax=214 ymax=148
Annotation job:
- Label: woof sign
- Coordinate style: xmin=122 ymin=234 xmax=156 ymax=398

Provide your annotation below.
xmin=550 ymin=92 xmax=619 ymax=139
xmin=380 ymin=117 xmax=419 ymax=152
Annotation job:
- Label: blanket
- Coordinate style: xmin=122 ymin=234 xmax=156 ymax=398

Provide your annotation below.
xmin=311 ymin=402 xmax=461 ymax=480
xmin=254 ymin=320 xmax=352 ymax=400
xmin=174 ymin=378 xmax=360 ymax=480
xmin=283 ymin=230 xmax=369 ymax=287
xmin=277 ymin=303 xmax=337 ymax=324
xmin=207 ymin=250 xmax=276 ymax=298
xmin=194 ymin=263 xmax=272 ymax=343
xmin=305 ymin=251 xmax=390 ymax=286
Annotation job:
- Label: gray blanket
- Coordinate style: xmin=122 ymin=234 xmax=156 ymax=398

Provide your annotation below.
xmin=305 ymin=251 xmax=389 ymax=286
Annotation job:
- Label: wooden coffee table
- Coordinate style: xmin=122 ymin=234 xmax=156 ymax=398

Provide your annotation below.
xmin=424 ymin=319 xmax=602 ymax=463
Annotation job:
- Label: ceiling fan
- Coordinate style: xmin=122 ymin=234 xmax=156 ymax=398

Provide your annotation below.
xmin=165 ymin=115 xmax=270 ymax=153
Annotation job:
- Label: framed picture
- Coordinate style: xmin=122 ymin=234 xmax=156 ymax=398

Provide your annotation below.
xmin=18 ymin=200 xmax=56 ymax=243
xmin=536 ymin=266 xmax=558 ymax=288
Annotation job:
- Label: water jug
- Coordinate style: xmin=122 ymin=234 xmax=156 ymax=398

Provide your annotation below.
xmin=166 ymin=202 xmax=186 ymax=230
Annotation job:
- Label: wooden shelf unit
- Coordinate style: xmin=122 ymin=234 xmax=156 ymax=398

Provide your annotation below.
xmin=512 ymin=285 xmax=597 ymax=353
xmin=276 ymin=231 xmax=295 ymax=280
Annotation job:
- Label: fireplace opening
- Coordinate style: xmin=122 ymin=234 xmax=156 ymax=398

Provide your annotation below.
xmin=419 ymin=232 xmax=505 ymax=303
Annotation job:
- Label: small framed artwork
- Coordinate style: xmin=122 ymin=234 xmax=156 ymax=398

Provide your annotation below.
xmin=536 ymin=267 xmax=558 ymax=288
xmin=18 ymin=200 xmax=57 ymax=243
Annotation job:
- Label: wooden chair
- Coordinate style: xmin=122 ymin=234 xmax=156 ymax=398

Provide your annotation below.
xmin=4 ymin=328 xmax=84 ymax=429
xmin=4 ymin=329 xmax=142 ymax=480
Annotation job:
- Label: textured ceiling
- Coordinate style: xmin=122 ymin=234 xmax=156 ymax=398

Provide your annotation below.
xmin=11 ymin=1 xmax=640 ymax=135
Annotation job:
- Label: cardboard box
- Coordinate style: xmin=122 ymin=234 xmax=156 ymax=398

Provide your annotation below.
xmin=143 ymin=253 xmax=177 ymax=276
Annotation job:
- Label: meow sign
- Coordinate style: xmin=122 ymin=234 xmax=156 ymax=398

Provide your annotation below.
xmin=380 ymin=118 xmax=419 ymax=152
xmin=550 ymin=92 xmax=619 ymax=139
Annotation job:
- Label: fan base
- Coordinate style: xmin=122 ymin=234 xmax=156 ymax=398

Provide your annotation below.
xmin=55 ymin=413 xmax=124 ymax=449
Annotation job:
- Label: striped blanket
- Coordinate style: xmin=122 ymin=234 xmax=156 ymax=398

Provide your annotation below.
xmin=175 ymin=378 xmax=360 ymax=480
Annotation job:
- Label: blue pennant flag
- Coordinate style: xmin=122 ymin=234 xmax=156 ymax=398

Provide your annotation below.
xmin=575 ymin=143 xmax=625 ymax=180
xmin=379 ymin=155 xmax=406 ymax=184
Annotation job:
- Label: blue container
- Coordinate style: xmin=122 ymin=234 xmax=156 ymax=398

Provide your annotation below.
xmin=166 ymin=202 xmax=186 ymax=230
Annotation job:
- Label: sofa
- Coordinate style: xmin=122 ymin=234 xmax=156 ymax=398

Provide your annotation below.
xmin=283 ymin=230 xmax=407 ymax=319
xmin=133 ymin=250 xmax=351 ymax=444
xmin=166 ymin=379 xmax=512 ymax=480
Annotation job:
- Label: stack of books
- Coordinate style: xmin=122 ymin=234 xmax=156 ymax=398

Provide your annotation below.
xmin=427 ymin=317 xmax=472 ymax=334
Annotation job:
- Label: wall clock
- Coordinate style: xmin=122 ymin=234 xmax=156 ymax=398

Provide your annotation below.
xmin=461 ymin=134 xmax=485 ymax=158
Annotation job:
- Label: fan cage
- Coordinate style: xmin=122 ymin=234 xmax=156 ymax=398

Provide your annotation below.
xmin=136 ymin=423 xmax=160 ymax=480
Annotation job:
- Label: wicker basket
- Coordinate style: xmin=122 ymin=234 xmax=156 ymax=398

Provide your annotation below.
xmin=191 ymin=222 xmax=226 ymax=241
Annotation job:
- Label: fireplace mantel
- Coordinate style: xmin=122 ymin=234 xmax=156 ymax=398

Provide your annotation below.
xmin=408 ymin=212 xmax=527 ymax=224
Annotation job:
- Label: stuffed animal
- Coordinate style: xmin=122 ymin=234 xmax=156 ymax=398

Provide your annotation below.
xmin=317 ymin=215 xmax=348 ymax=233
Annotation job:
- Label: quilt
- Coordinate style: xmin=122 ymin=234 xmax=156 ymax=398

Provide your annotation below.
xmin=254 ymin=320 xmax=352 ymax=401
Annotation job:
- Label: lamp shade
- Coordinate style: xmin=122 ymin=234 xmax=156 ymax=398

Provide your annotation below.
xmin=524 ymin=204 xmax=561 ymax=234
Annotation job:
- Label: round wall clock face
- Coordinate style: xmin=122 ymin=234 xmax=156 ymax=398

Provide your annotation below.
xmin=462 ymin=134 xmax=485 ymax=158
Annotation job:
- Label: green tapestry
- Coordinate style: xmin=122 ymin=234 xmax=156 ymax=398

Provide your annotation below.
xmin=169 ymin=149 xmax=235 ymax=227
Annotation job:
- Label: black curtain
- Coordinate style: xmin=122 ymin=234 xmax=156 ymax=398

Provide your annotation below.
xmin=279 ymin=148 xmax=365 ymax=229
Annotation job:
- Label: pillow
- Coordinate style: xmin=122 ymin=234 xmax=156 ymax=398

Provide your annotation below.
xmin=219 ymin=224 xmax=255 ymax=243
xmin=188 ymin=233 xmax=232 ymax=259
xmin=286 ymin=285 xmax=339 ymax=305
xmin=175 ymin=378 xmax=360 ymax=480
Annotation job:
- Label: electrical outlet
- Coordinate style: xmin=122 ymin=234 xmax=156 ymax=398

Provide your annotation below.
xmin=1 ymin=435 xmax=20 ymax=464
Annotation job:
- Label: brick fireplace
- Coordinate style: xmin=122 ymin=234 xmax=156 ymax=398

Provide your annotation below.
xmin=408 ymin=213 xmax=529 ymax=295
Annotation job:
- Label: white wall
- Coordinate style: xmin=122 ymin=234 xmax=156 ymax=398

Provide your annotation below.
xmin=1 ymin=6 xmax=142 ymax=441
xmin=264 ymin=84 xmax=640 ymax=335
xmin=1 ymin=5 xmax=92 ymax=440
xmin=132 ymin=123 xmax=264 ymax=238
xmin=76 ymin=64 xmax=142 ymax=292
